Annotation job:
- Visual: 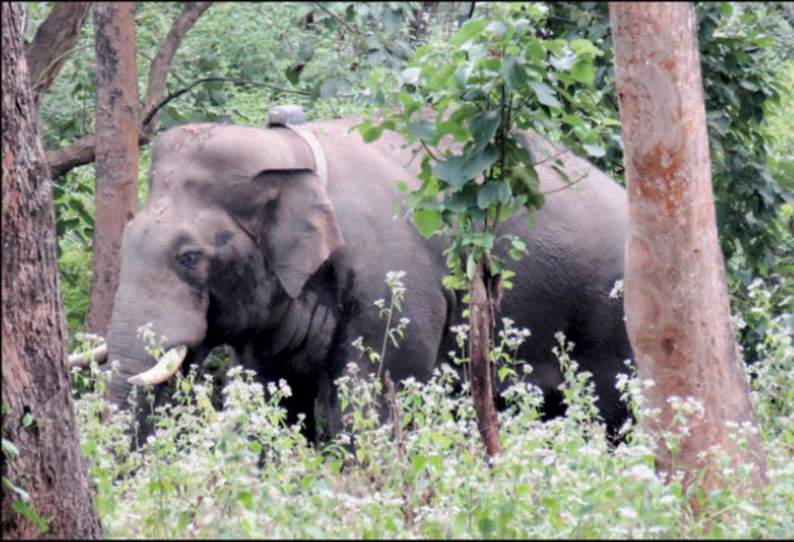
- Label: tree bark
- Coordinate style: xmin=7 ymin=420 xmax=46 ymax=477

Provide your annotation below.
xmin=85 ymin=3 xmax=140 ymax=336
xmin=468 ymin=261 xmax=501 ymax=458
xmin=24 ymin=2 xmax=91 ymax=112
xmin=1 ymin=3 xmax=103 ymax=538
xmin=609 ymin=2 xmax=767 ymax=500
xmin=44 ymin=2 xmax=212 ymax=180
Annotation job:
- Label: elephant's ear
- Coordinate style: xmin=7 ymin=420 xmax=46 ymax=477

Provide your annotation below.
xmin=260 ymin=170 xmax=344 ymax=298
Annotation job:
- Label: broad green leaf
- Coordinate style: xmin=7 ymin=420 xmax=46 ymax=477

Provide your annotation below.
xmin=450 ymin=19 xmax=489 ymax=46
xmin=571 ymin=38 xmax=601 ymax=59
xmin=433 ymin=156 xmax=469 ymax=189
xmin=550 ymin=50 xmax=577 ymax=71
xmin=528 ymin=81 xmax=561 ymax=108
xmin=512 ymin=132 xmax=536 ymax=164
xmin=477 ymin=181 xmax=511 ymax=209
xmin=561 ymin=115 xmax=586 ymax=128
xmin=361 ymin=124 xmax=383 ymax=143
xmin=486 ymin=20 xmax=507 ymax=39
xmin=319 ymin=77 xmax=352 ymax=99
xmin=407 ymin=120 xmax=435 ymax=141
xmin=413 ymin=209 xmax=441 ymax=239
xmin=570 ymin=61 xmax=595 ymax=86
xmin=461 ymin=145 xmax=500 ymax=181
xmin=503 ymin=56 xmax=529 ymax=92
xmin=444 ymin=191 xmax=475 ymax=213
xmin=454 ymin=64 xmax=471 ymax=90
xmin=468 ymin=111 xmax=500 ymax=154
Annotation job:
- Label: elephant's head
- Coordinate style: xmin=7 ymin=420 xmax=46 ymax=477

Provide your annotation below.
xmin=105 ymin=123 xmax=344 ymax=435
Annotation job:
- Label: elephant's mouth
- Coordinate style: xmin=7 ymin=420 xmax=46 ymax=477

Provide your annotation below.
xmin=126 ymin=345 xmax=189 ymax=386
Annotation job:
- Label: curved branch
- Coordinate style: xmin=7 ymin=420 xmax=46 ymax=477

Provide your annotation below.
xmin=142 ymin=77 xmax=313 ymax=127
xmin=314 ymin=2 xmax=362 ymax=39
xmin=45 ymin=2 xmax=213 ymax=179
xmin=140 ymin=1 xmax=213 ymax=139
xmin=540 ymin=164 xmax=592 ymax=196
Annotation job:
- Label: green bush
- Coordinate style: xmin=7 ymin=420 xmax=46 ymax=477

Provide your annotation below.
xmin=71 ymin=274 xmax=793 ymax=539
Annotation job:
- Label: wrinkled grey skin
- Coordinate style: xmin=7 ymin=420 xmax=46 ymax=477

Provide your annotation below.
xmin=106 ymin=118 xmax=632 ymax=444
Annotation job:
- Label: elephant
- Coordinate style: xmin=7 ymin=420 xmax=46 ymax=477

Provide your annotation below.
xmin=101 ymin=114 xmax=633 ymax=445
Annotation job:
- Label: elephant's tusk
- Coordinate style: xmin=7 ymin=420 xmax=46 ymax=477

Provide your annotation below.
xmin=127 ymin=346 xmax=188 ymax=386
xmin=67 ymin=343 xmax=108 ymax=368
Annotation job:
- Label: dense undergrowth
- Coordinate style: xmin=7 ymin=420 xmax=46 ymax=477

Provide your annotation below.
xmin=70 ymin=274 xmax=793 ymax=539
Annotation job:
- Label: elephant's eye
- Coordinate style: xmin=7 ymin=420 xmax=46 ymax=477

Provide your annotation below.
xmin=177 ymin=251 xmax=202 ymax=269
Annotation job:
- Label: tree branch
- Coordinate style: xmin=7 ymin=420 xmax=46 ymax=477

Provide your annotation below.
xmin=140 ymin=1 xmax=213 ymax=139
xmin=25 ymin=2 xmax=91 ymax=111
xmin=46 ymin=2 xmax=213 ymax=179
xmin=142 ymin=77 xmax=312 ymax=127
xmin=540 ymin=164 xmax=592 ymax=195
xmin=313 ymin=2 xmax=361 ymax=40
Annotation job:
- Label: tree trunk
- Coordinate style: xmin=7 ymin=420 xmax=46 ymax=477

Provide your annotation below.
xmin=468 ymin=261 xmax=501 ymax=458
xmin=85 ymin=2 xmax=140 ymax=337
xmin=1 ymin=3 xmax=103 ymax=538
xmin=609 ymin=2 xmax=767 ymax=500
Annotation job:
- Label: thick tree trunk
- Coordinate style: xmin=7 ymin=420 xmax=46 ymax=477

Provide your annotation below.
xmin=609 ymin=2 xmax=767 ymax=499
xmin=24 ymin=2 xmax=91 ymax=112
xmin=1 ymin=3 xmax=103 ymax=538
xmin=468 ymin=261 xmax=500 ymax=458
xmin=85 ymin=2 xmax=140 ymax=337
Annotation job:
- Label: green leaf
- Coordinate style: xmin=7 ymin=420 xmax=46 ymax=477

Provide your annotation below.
xmin=466 ymin=252 xmax=477 ymax=280
xmin=433 ymin=156 xmax=468 ymax=189
xmin=395 ymin=180 xmax=410 ymax=194
xmin=468 ymin=111 xmax=500 ymax=154
xmin=461 ymin=145 xmax=500 ymax=182
xmin=583 ymin=144 xmax=606 ymax=157
xmin=550 ymin=50 xmax=577 ymax=72
xmin=298 ymin=40 xmax=315 ymax=62
xmin=570 ymin=61 xmax=595 ymax=86
xmin=503 ymin=56 xmax=529 ymax=92
xmin=319 ymin=77 xmax=352 ymax=99
xmin=2 ymin=438 xmax=19 ymax=460
xmin=528 ymin=81 xmax=561 ymax=108
xmin=477 ymin=181 xmax=511 ymax=209
xmin=400 ymin=67 xmax=421 ymax=86
xmin=486 ymin=20 xmax=507 ymax=39
xmin=561 ymin=115 xmax=585 ymax=128
xmin=412 ymin=454 xmax=426 ymax=473
xmin=362 ymin=125 xmax=384 ymax=143
xmin=571 ymin=39 xmax=601 ymax=59
xmin=285 ymin=63 xmax=305 ymax=85
xmin=454 ymin=64 xmax=471 ymax=90
xmin=444 ymin=190 xmax=475 ymax=214
xmin=407 ymin=120 xmax=435 ymax=141
xmin=478 ymin=517 xmax=494 ymax=537
xmin=12 ymin=500 xmax=49 ymax=534
xmin=237 ymin=490 xmax=254 ymax=510
xmin=413 ymin=209 xmax=441 ymax=239
xmin=21 ymin=413 xmax=34 ymax=429
xmin=450 ymin=19 xmax=489 ymax=46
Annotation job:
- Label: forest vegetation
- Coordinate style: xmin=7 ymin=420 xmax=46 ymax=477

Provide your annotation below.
xmin=2 ymin=2 xmax=793 ymax=539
